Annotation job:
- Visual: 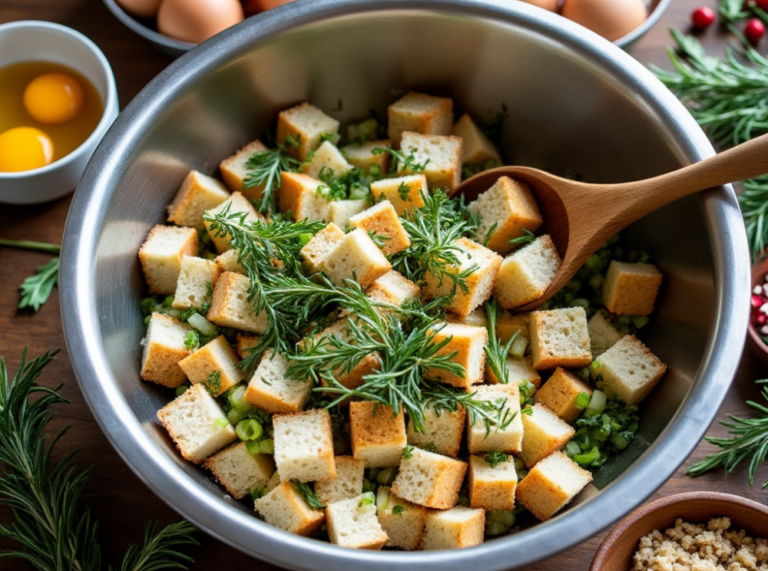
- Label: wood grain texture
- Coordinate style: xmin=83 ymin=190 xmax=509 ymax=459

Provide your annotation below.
xmin=0 ymin=1 xmax=767 ymax=569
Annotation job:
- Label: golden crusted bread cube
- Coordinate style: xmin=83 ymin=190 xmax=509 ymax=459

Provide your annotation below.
xmin=365 ymin=270 xmax=420 ymax=309
xmin=603 ymin=261 xmax=663 ymax=316
xmin=254 ymin=480 xmax=326 ymax=536
xmin=277 ymin=102 xmax=340 ymax=161
xmin=388 ymin=92 xmax=453 ymax=146
xmin=300 ymin=222 xmax=345 ymax=273
xmin=493 ymin=236 xmax=561 ymax=308
xmin=157 ymin=383 xmax=236 ymax=464
xmin=273 ymin=409 xmax=336 ymax=482
xmin=204 ymin=191 xmax=263 ymax=254
xmin=206 ymin=271 xmax=268 ymax=334
xmin=530 ymin=307 xmax=592 ymax=370
xmin=520 ymin=404 xmax=576 ymax=468
xmin=420 ymin=506 xmax=485 ymax=550
xmin=423 ymin=237 xmax=502 ymax=317
xmin=596 ymin=335 xmax=667 ymax=405
xmin=486 ymin=356 xmax=541 ymax=388
xmin=178 ymin=335 xmax=243 ymax=397
xmin=516 ymin=451 xmax=593 ymax=521
xmin=453 ymin=114 xmax=501 ymax=166
xmin=423 ymin=322 xmax=488 ymax=390
xmin=467 ymin=384 xmax=524 ymax=454
xmin=342 ymin=140 xmax=390 ymax=175
xmin=349 ymin=402 xmax=407 ymax=468
xmin=407 ymin=404 xmax=466 ymax=458
xmin=278 ymin=171 xmax=332 ymax=222
xmin=140 ymin=313 xmax=193 ymax=388
xmin=348 ymin=200 xmax=411 ymax=256
xmin=468 ymin=177 xmax=544 ymax=255
xmin=243 ymin=350 xmax=312 ymax=414
xmin=391 ymin=447 xmax=467 ymax=509
xmin=204 ymin=441 xmax=275 ymax=500
xmin=468 ymin=454 xmax=517 ymax=512
xmin=535 ymin=367 xmax=593 ymax=422
xmin=219 ymin=139 xmax=268 ymax=199
xmin=236 ymin=333 xmax=259 ymax=359
xmin=588 ymin=310 xmax=623 ymax=357
xmin=302 ymin=140 xmax=353 ymax=178
xmin=167 ymin=170 xmax=230 ymax=228
xmin=139 ymin=225 xmax=198 ymax=295
xmin=319 ymin=228 xmax=392 ymax=288
xmin=314 ymin=456 xmax=365 ymax=506
xmin=378 ymin=487 xmax=427 ymax=551
xmin=215 ymin=249 xmax=246 ymax=275
xmin=326 ymin=494 xmax=389 ymax=550
xmin=172 ymin=256 xmax=220 ymax=311
xmin=370 ymin=174 xmax=428 ymax=215
xmin=497 ymin=311 xmax=530 ymax=344
xmin=399 ymin=131 xmax=462 ymax=192
xmin=329 ymin=199 xmax=368 ymax=229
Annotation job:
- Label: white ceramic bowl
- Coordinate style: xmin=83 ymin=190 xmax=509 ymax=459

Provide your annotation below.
xmin=0 ymin=21 xmax=119 ymax=204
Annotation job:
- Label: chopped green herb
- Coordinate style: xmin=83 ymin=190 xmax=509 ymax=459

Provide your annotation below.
xmin=184 ymin=330 xmax=200 ymax=351
xmin=358 ymin=491 xmax=375 ymax=508
xmin=292 ymin=481 xmax=325 ymax=510
xmin=508 ymin=229 xmax=536 ymax=247
xmin=205 ymin=370 xmax=222 ymax=395
xmin=397 ymin=182 xmax=411 ymax=202
xmin=243 ymin=134 xmax=301 ymax=213
xmin=575 ymin=392 xmax=591 ymax=410
xmin=18 ymin=257 xmax=60 ymax=312
xmin=402 ymin=445 xmax=414 ymax=459
xmin=250 ymin=486 xmax=266 ymax=501
xmin=484 ymin=451 xmax=509 ymax=468
xmin=392 ymin=505 xmax=404 ymax=515
xmin=371 ymin=146 xmax=430 ymax=174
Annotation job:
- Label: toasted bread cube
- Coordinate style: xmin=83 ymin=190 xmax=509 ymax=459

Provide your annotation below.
xmin=300 ymin=222 xmax=345 ymax=273
xmin=219 ymin=139 xmax=268 ymax=199
xmin=326 ymin=494 xmax=389 ymax=549
xmin=453 ymin=114 xmax=501 ymax=166
xmin=378 ymin=487 xmax=427 ymax=551
xmin=302 ymin=140 xmax=353 ymax=179
xmin=204 ymin=441 xmax=275 ymax=500
xmin=236 ymin=333 xmax=259 ymax=359
xmin=204 ymin=191 xmax=263 ymax=254
xmin=407 ymin=404 xmax=466 ymax=458
xmin=421 ymin=507 xmax=485 ymax=550
xmin=254 ymin=480 xmax=326 ymax=536
xmin=342 ymin=140 xmax=390 ymax=175
xmin=516 ymin=451 xmax=592 ymax=521
xmin=423 ymin=237 xmax=502 ymax=317
xmin=423 ymin=322 xmax=488 ymax=390
xmin=348 ymin=200 xmax=411 ymax=256
xmin=273 ymin=409 xmax=336 ymax=482
xmin=243 ymin=350 xmax=312 ymax=414
xmin=329 ymin=199 xmax=368 ymax=229
xmin=497 ymin=311 xmax=530 ymax=344
xmin=486 ymin=356 xmax=541 ymax=388
xmin=206 ymin=271 xmax=268 ymax=334
xmin=530 ymin=307 xmax=592 ymax=370
xmin=157 ymin=383 xmax=236 ymax=463
xmin=178 ymin=335 xmax=243 ymax=396
xmin=215 ymin=249 xmax=246 ymax=275
xmin=320 ymin=228 xmax=392 ymax=288
xmin=467 ymin=384 xmax=524 ymax=454
xmin=167 ymin=170 xmax=231 ymax=228
xmin=370 ymin=174 xmax=428 ymax=215
xmin=392 ymin=448 xmax=467 ymax=509
xmin=468 ymin=454 xmax=517 ymax=512
xmin=520 ymin=404 xmax=576 ymax=468
xmin=365 ymin=270 xmax=420 ymax=309
xmin=603 ymin=261 xmax=663 ymax=316
xmin=494 ymin=236 xmax=561 ymax=308
xmin=388 ymin=92 xmax=453 ymax=146
xmin=314 ymin=456 xmax=365 ymax=505
xmin=596 ymin=335 xmax=667 ymax=405
xmin=447 ymin=308 xmax=488 ymax=328
xmin=535 ymin=367 xmax=593 ymax=422
xmin=172 ymin=256 xmax=220 ymax=311
xmin=277 ymin=102 xmax=340 ymax=161
xmin=350 ymin=402 xmax=407 ymax=468
xmin=139 ymin=225 xmax=198 ymax=295
xmin=588 ymin=310 xmax=623 ymax=357
xmin=141 ymin=313 xmax=193 ymax=388
xmin=278 ymin=171 xmax=332 ymax=222
xmin=399 ymin=132 xmax=462 ymax=192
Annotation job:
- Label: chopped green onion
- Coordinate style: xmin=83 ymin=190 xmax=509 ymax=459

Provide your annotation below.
xmin=163 ymin=296 xmax=174 ymax=307
xmin=246 ymin=440 xmax=262 ymax=455
xmin=175 ymin=384 xmax=189 ymax=397
xmin=299 ymin=233 xmax=313 ymax=246
xmin=510 ymin=336 xmax=528 ymax=359
xmin=585 ymin=390 xmax=607 ymax=416
xmin=215 ymin=418 xmax=229 ymax=429
xmin=258 ymin=439 xmax=274 ymax=454
xmin=228 ymin=385 xmax=251 ymax=412
xmin=575 ymin=392 xmax=591 ymax=410
xmin=362 ymin=478 xmax=376 ymax=494
xmin=376 ymin=467 xmax=397 ymax=485
xmin=457 ymin=495 xmax=469 ymax=507
xmin=376 ymin=486 xmax=390 ymax=516
xmin=236 ymin=419 xmax=264 ymax=441
xmin=572 ymin=298 xmax=590 ymax=310
xmin=514 ymin=458 xmax=525 ymax=471
xmin=188 ymin=313 xmax=218 ymax=336
xmin=184 ymin=330 xmax=200 ymax=350
xmin=227 ymin=407 xmax=247 ymax=425
xmin=574 ymin=446 xmax=601 ymax=466
xmin=369 ymin=164 xmax=382 ymax=177
xmin=359 ymin=491 xmax=376 ymax=508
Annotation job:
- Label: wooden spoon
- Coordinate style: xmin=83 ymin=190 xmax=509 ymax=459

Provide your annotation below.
xmin=450 ymin=133 xmax=768 ymax=311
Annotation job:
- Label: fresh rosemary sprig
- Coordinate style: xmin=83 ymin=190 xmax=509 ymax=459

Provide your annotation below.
xmin=0 ymin=238 xmax=62 ymax=312
xmin=483 ymin=301 xmax=515 ymax=385
xmin=243 ymin=134 xmax=301 ymax=213
xmin=371 ymin=147 xmax=430 ymax=174
xmin=739 ymin=176 xmax=768 ymax=260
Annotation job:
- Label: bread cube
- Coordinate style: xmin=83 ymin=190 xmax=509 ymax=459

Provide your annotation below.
xmin=204 ymin=441 xmax=275 ymax=499
xmin=277 ymin=102 xmax=340 ymax=161
xmin=243 ymin=350 xmax=312 ymax=414
xmin=589 ymin=311 xmax=622 ymax=357
xmin=302 ymin=140 xmax=353 ymax=179
xmin=516 ymin=451 xmax=593 ymax=521
xmin=493 ymin=236 xmax=561 ymax=308
xmin=497 ymin=311 xmax=530 ymax=344
xmin=140 ymin=313 xmax=193 ymax=388
xmin=236 ymin=333 xmax=259 ymax=359
xmin=349 ymin=402 xmax=407 ymax=468
xmin=329 ymin=199 xmax=368 ymax=229
xmin=486 ymin=356 xmax=541 ymax=388
xmin=157 ymin=383 xmax=236 ymax=464
xmin=326 ymin=494 xmax=389 ymax=549
xmin=520 ymin=404 xmax=576 ymax=468
xmin=420 ymin=507 xmax=485 ymax=550
xmin=447 ymin=308 xmax=488 ymax=328
xmin=348 ymin=200 xmax=411 ymax=256
xmin=273 ymin=409 xmax=336 ymax=482
xmin=206 ymin=271 xmax=268 ymax=334
xmin=468 ymin=454 xmax=517 ymax=512
xmin=596 ymin=335 xmax=667 ymax=405
xmin=603 ymin=261 xmax=663 ymax=316
xmin=219 ymin=139 xmax=268 ymax=199
xmin=320 ymin=228 xmax=392 ymax=288
xmin=530 ymin=307 xmax=592 ymax=370
xmin=314 ymin=456 xmax=365 ymax=505
xmin=391 ymin=447 xmax=467 ymax=509
xmin=365 ymin=270 xmax=420 ymax=309
xmin=342 ymin=140 xmax=390 ymax=175
xmin=453 ymin=114 xmax=501 ymax=166
xmin=378 ymin=488 xmax=427 ymax=551
xmin=535 ymin=367 xmax=593 ymax=422
xmin=278 ymin=171 xmax=332 ymax=222
xmin=139 ymin=225 xmax=198 ymax=295
xmin=407 ymin=404 xmax=466 ymax=457
xmin=178 ymin=335 xmax=243 ymax=396
xmin=300 ymin=222 xmax=345 ymax=273
xmin=423 ymin=237 xmax=502 ymax=317
xmin=466 ymin=384 xmax=524 ymax=454
xmin=423 ymin=322 xmax=488 ymax=390
xmin=204 ymin=191 xmax=263 ymax=254
xmin=215 ymin=249 xmax=246 ymax=275
xmin=388 ymin=92 xmax=453 ymax=146
xmin=167 ymin=170 xmax=230 ymax=228
xmin=253 ymin=480 xmax=326 ymax=536
xmin=399 ymin=131 xmax=462 ymax=192
xmin=370 ymin=174 xmax=429 ymax=215
xmin=172 ymin=256 xmax=220 ymax=311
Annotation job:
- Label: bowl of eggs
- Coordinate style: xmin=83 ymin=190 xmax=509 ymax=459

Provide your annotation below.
xmin=0 ymin=20 xmax=119 ymax=204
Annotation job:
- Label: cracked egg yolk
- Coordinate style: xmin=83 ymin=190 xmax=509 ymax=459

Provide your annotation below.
xmin=23 ymin=73 xmax=84 ymax=124
xmin=0 ymin=127 xmax=54 ymax=172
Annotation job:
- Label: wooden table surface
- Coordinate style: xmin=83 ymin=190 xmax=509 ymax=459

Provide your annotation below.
xmin=1 ymin=0 xmax=767 ymax=569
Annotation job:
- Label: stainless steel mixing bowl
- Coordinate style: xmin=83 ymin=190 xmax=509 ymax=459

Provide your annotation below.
xmin=60 ymin=1 xmax=750 ymax=569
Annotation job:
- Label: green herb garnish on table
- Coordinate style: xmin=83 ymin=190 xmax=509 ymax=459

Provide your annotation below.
xmin=0 ymin=238 xmax=61 ymax=311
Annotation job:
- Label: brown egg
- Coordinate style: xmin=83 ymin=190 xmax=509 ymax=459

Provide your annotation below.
xmin=157 ymin=0 xmax=244 ymax=44
xmin=117 ymin=0 xmax=162 ymax=19
xmin=561 ymin=0 xmax=647 ymax=41
xmin=518 ymin=0 xmax=560 ymax=12
xmin=242 ymin=0 xmax=296 ymax=17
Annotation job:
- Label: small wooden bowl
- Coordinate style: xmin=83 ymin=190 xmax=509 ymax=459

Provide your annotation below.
xmin=747 ymin=257 xmax=768 ymax=366
xmin=590 ymin=492 xmax=768 ymax=571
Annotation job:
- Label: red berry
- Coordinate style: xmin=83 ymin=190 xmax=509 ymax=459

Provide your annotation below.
xmin=753 ymin=294 xmax=763 ymax=307
xmin=746 ymin=18 xmax=766 ymax=43
xmin=758 ymin=313 xmax=767 ymax=325
xmin=691 ymin=6 xmax=716 ymax=29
